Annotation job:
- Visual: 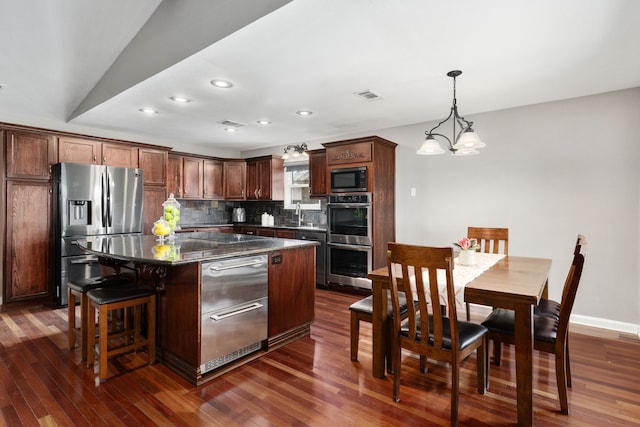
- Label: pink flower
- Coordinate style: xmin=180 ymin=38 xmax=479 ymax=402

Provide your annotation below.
xmin=453 ymin=237 xmax=480 ymax=251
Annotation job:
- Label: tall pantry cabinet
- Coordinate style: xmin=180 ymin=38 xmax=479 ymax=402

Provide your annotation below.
xmin=2 ymin=129 xmax=56 ymax=308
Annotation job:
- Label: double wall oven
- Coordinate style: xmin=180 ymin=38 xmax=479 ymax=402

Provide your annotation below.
xmin=327 ymin=193 xmax=373 ymax=290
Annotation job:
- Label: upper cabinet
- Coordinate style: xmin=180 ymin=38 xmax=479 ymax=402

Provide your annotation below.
xmin=139 ymin=148 xmax=168 ymax=186
xmin=167 ymin=154 xmax=224 ymax=200
xmin=5 ymin=130 xmax=56 ymax=180
xmin=223 ymin=160 xmax=246 ymax=200
xmin=203 ymin=159 xmax=223 ymax=199
xmin=58 ymin=136 xmax=138 ymax=168
xmin=246 ymin=155 xmax=284 ymax=201
xmin=307 ymin=149 xmax=327 ymax=198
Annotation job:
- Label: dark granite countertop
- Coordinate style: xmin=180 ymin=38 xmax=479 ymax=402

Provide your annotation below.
xmin=76 ymin=232 xmax=318 ymax=266
xmin=178 ymin=223 xmax=327 ymax=232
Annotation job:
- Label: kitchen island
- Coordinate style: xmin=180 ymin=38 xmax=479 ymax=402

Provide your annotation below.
xmin=77 ymin=232 xmax=317 ymax=385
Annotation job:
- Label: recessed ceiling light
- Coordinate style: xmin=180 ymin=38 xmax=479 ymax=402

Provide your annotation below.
xmin=211 ymin=79 xmax=233 ymax=88
xmin=296 ymin=110 xmax=313 ymax=116
xmin=224 ymin=128 xmax=237 ymax=132
xmin=257 ymin=120 xmax=271 ymax=125
xmin=139 ymin=108 xmax=158 ymax=114
xmin=170 ymin=96 xmax=191 ymax=103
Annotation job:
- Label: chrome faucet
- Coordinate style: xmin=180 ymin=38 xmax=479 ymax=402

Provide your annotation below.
xmin=295 ymin=202 xmax=303 ymax=226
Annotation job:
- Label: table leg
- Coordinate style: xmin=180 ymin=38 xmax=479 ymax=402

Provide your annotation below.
xmin=371 ymin=278 xmax=387 ymax=379
xmin=514 ymin=302 xmax=534 ymax=427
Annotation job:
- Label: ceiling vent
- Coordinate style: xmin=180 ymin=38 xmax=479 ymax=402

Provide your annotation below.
xmin=218 ymin=120 xmax=247 ymax=128
xmin=354 ymin=90 xmax=383 ymax=101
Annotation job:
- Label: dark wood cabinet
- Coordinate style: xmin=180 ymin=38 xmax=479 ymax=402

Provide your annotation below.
xmin=223 ymin=160 xmax=246 ymax=200
xmin=58 ymin=136 xmax=138 ymax=167
xmin=167 ymin=154 xmax=182 ymax=197
xmin=139 ymin=148 xmax=168 ymax=186
xmin=246 ymin=156 xmax=284 ymax=200
xmin=182 ymin=157 xmax=203 ymax=199
xmin=203 ymin=159 xmax=223 ymax=199
xmin=323 ymin=136 xmax=397 ymax=272
xmin=308 ymin=149 xmax=327 ymax=198
xmin=4 ymin=180 xmax=52 ymax=304
xmin=143 ymin=186 xmax=166 ymax=235
xmin=268 ymin=246 xmax=315 ymax=338
xmin=6 ymin=130 xmax=56 ymax=180
xmin=275 ymin=229 xmax=296 ymax=239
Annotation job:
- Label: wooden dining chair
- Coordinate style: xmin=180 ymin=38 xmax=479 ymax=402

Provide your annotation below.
xmin=481 ymin=238 xmax=586 ymax=415
xmin=387 ymin=243 xmax=487 ymax=427
xmin=467 ymin=227 xmax=509 ymax=255
xmin=465 ymin=227 xmax=509 ymax=320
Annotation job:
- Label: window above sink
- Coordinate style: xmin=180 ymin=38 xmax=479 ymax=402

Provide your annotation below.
xmin=283 ymin=162 xmax=321 ymax=211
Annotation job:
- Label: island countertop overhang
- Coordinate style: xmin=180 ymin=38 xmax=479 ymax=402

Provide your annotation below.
xmin=76 ymin=232 xmax=319 ymax=265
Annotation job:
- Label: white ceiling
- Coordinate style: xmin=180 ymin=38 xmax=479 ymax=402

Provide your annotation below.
xmin=1 ymin=0 xmax=639 ymax=155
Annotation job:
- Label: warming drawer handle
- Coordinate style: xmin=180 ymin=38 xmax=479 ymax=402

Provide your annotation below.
xmin=210 ymin=302 xmax=263 ymax=321
xmin=209 ymin=260 xmax=263 ymax=271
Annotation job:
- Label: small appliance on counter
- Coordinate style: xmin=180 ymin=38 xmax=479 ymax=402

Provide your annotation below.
xmin=232 ymin=207 xmax=246 ymax=223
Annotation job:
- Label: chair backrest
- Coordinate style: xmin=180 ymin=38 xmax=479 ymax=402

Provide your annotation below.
xmin=387 ymin=243 xmax=458 ymax=357
xmin=556 ymin=235 xmax=586 ymax=341
xmin=467 ymin=227 xmax=509 ymax=255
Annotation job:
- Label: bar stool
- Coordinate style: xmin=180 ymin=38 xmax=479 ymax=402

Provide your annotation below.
xmin=349 ymin=293 xmax=417 ymax=362
xmin=68 ymin=275 xmax=131 ymax=362
xmin=86 ymin=284 xmax=156 ymax=382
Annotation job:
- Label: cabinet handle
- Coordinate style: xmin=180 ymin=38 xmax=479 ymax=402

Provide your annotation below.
xmin=103 ymin=156 xmax=106 ymax=163
xmin=210 ymin=302 xmax=263 ymax=321
xmin=93 ymin=154 xmax=97 ymax=162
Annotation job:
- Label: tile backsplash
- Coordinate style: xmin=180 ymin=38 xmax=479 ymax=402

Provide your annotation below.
xmin=178 ymin=199 xmax=327 ymax=227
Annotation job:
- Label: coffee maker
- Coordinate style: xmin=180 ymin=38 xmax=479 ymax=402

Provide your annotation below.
xmin=232 ymin=207 xmax=246 ymax=223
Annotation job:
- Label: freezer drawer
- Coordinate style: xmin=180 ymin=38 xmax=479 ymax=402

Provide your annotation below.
xmin=201 ymin=255 xmax=268 ymax=314
xmin=200 ymin=297 xmax=268 ymax=374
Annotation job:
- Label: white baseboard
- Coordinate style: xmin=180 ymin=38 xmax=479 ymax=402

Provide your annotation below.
xmin=570 ymin=314 xmax=640 ymax=337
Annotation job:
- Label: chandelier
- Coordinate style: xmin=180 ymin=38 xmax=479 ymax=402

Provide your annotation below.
xmin=417 ymin=70 xmax=485 ymax=156
xmin=281 ymin=143 xmax=308 ymax=160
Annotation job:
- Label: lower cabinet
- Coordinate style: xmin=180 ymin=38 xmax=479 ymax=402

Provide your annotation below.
xmin=268 ymin=246 xmax=315 ymax=339
xmin=4 ymin=180 xmax=53 ymax=305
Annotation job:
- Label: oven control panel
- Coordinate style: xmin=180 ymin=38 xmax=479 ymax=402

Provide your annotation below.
xmin=328 ymin=193 xmax=371 ymax=204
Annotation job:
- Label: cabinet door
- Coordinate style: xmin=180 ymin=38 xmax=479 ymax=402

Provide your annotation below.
xmin=139 ymin=148 xmax=168 ymax=186
xmin=223 ymin=160 xmax=246 ymax=200
xmin=308 ymin=149 xmax=327 ymax=198
xmin=143 ymin=186 xmax=166 ymax=235
xmin=246 ymin=161 xmax=258 ymax=200
xmin=167 ymin=155 xmax=182 ymax=198
xmin=275 ymin=229 xmax=296 ymax=239
xmin=101 ymin=142 xmax=138 ymax=168
xmin=182 ymin=157 xmax=203 ymax=199
xmin=4 ymin=181 xmax=52 ymax=303
xmin=268 ymin=247 xmax=315 ymax=337
xmin=5 ymin=130 xmax=56 ymax=180
xmin=203 ymin=159 xmax=223 ymax=199
xmin=58 ymin=136 xmax=99 ymax=164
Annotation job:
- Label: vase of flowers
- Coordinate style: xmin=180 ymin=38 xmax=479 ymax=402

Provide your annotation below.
xmin=454 ymin=237 xmax=480 ymax=266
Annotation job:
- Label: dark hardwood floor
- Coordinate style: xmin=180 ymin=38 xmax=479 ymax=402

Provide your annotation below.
xmin=1 ymin=289 xmax=639 ymax=426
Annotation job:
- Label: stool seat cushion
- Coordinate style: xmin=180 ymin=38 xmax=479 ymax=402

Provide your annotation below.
xmin=87 ymin=285 xmax=155 ymax=305
xmin=349 ymin=293 xmax=416 ymax=318
xmin=68 ymin=275 xmax=131 ymax=293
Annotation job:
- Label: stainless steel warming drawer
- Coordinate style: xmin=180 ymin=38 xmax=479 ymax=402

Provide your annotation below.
xmin=200 ymin=255 xmax=268 ymax=374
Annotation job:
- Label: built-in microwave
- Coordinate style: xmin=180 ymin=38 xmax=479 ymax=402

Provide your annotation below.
xmin=330 ymin=166 xmax=368 ymax=193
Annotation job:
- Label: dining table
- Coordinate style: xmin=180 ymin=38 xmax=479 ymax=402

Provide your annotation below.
xmin=368 ymin=254 xmax=551 ymax=427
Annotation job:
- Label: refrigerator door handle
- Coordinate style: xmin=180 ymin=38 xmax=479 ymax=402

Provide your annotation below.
xmin=101 ymin=171 xmax=107 ymax=227
xmin=106 ymin=171 xmax=112 ymax=227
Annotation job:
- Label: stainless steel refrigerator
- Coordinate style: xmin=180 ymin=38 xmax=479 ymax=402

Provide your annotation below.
xmin=53 ymin=163 xmax=144 ymax=306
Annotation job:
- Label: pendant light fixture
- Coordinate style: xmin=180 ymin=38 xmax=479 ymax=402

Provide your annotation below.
xmin=417 ymin=70 xmax=485 ymax=156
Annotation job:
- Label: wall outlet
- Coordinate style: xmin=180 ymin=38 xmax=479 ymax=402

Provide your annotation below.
xmin=410 ymin=187 xmax=416 ymax=197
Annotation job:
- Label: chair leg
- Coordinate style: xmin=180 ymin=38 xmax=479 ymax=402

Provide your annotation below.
xmin=350 ymin=312 xmax=359 ymax=362
xmin=556 ymin=348 xmax=569 ymax=415
xmin=147 ymin=295 xmax=156 ymax=365
xmin=68 ymin=289 xmax=76 ymax=351
xmin=466 ymin=302 xmax=471 ymax=321
xmin=492 ymin=340 xmax=503 ymax=366
xmin=392 ymin=342 xmax=402 ymax=402
xmin=98 ymin=304 xmax=109 ymax=382
xmin=87 ymin=303 xmax=96 ymax=368
xmin=477 ymin=337 xmax=487 ymax=394
xmin=565 ymin=336 xmax=572 ymax=388
xmin=451 ymin=362 xmax=460 ymax=427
